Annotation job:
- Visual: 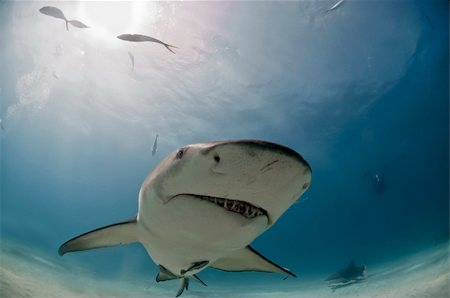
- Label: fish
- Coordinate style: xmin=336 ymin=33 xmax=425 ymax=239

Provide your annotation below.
xmin=0 ymin=119 xmax=3 ymax=130
xmin=58 ymin=140 xmax=312 ymax=296
xmin=327 ymin=0 xmax=345 ymax=12
xmin=325 ymin=260 xmax=368 ymax=291
xmin=117 ymin=34 xmax=178 ymax=54
xmin=363 ymin=167 xmax=388 ymax=194
xmin=39 ymin=6 xmax=89 ymax=31
xmin=152 ymin=134 xmax=158 ymax=156
xmin=128 ymin=51 xmax=135 ymax=71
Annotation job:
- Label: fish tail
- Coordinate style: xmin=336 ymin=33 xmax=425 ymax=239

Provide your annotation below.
xmin=164 ymin=43 xmax=177 ymax=54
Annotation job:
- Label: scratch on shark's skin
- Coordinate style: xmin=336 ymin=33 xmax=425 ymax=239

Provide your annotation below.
xmin=260 ymin=160 xmax=279 ymax=173
xmin=246 ymin=176 xmax=257 ymax=186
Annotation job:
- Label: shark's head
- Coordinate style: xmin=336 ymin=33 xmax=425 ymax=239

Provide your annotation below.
xmin=139 ymin=140 xmax=311 ymax=251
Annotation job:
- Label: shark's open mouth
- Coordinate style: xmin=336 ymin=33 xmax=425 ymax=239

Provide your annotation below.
xmin=176 ymin=194 xmax=267 ymax=219
xmin=199 ymin=195 xmax=268 ymax=219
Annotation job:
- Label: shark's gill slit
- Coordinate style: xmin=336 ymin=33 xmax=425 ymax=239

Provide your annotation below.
xmin=178 ymin=194 xmax=267 ymax=219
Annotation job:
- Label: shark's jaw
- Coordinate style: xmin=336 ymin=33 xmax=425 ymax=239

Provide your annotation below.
xmin=171 ymin=194 xmax=268 ymax=220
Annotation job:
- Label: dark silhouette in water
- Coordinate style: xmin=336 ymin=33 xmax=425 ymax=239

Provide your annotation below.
xmin=39 ymin=6 xmax=89 ymax=31
xmin=325 ymin=260 xmax=368 ymax=291
xmin=364 ymin=166 xmax=388 ymax=194
xmin=117 ymin=34 xmax=177 ymax=54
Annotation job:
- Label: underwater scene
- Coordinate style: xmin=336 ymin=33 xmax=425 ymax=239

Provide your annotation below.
xmin=0 ymin=1 xmax=449 ymax=297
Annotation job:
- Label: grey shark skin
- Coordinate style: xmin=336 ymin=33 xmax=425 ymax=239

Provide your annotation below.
xmin=325 ymin=261 xmax=368 ymax=291
xmin=117 ymin=34 xmax=178 ymax=54
xmin=39 ymin=6 xmax=89 ymax=31
xmin=59 ymin=140 xmax=312 ymax=296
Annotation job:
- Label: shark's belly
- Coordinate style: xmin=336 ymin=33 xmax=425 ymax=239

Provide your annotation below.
xmin=137 ymin=195 xmax=268 ymax=275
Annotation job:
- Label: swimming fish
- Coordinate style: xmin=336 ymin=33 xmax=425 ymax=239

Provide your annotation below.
xmin=39 ymin=6 xmax=89 ymax=31
xmin=117 ymin=34 xmax=177 ymax=54
xmin=152 ymin=134 xmax=158 ymax=156
xmin=128 ymin=51 xmax=135 ymax=71
xmin=58 ymin=140 xmax=312 ymax=296
xmin=327 ymin=0 xmax=345 ymax=12
xmin=325 ymin=260 xmax=368 ymax=291
xmin=363 ymin=167 xmax=388 ymax=194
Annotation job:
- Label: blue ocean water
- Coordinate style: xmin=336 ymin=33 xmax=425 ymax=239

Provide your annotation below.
xmin=0 ymin=0 xmax=448 ymax=297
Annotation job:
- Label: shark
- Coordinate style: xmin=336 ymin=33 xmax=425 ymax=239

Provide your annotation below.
xmin=325 ymin=260 xmax=368 ymax=291
xmin=39 ymin=6 xmax=89 ymax=31
xmin=58 ymin=139 xmax=312 ymax=296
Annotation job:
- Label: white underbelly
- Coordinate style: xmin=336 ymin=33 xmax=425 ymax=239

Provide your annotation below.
xmin=137 ymin=195 xmax=268 ymax=275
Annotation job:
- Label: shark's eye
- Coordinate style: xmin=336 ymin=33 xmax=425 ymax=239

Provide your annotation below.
xmin=176 ymin=149 xmax=184 ymax=159
xmin=214 ymin=154 xmax=220 ymax=163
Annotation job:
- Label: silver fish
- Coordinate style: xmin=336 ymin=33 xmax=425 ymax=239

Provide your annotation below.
xmin=117 ymin=34 xmax=177 ymax=54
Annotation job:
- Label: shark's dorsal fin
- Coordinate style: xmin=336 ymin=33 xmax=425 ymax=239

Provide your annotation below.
xmin=58 ymin=217 xmax=138 ymax=255
xmin=210 ymin=246 xmax=296 ymax=277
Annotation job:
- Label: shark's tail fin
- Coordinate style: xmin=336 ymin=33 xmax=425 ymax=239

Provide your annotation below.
xmin=58 ymin=217 xmax=138 ymax=256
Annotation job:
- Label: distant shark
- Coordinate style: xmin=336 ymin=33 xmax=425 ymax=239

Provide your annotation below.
xmin=325 ymin=260 xmax=368 ymax=291
xmin=39 ymin=6 xmax=89 ymax=31
xmin=117 ymin=34 xmax=178 ymax=54
xmin=59 ymin=140 xmax=312 ymax=296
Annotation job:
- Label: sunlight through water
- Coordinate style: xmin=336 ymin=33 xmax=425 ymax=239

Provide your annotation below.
xmin=76 ymin=1 xmax=152 ymax=45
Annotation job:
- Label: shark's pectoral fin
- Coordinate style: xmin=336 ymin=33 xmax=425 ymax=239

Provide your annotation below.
xmin=210 ymin=246 xmax=296 ymax=277
xmin=58 ymin=217 xmax=138 ymax=256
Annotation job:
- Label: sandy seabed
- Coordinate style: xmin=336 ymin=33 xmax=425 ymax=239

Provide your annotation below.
xmin=0 ymin=241 xmax=448 ymax=298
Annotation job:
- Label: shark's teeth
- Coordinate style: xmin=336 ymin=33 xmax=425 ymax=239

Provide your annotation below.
xmin=195 ymin=195 xmax=267 ymax=219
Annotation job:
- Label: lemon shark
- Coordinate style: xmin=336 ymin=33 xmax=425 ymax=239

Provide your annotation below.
xmin=325 ymin=261 xmax=368 ymax=291
xmin=59 ymin=140 xmax=312 ymax=296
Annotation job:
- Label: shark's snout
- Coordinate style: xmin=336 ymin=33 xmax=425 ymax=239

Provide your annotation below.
xmin=202 ymin=139 xmax=311 ymax=171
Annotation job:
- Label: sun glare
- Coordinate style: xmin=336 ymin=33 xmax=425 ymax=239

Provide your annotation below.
xmin=76 ymin=1 xmax=151 ymax=44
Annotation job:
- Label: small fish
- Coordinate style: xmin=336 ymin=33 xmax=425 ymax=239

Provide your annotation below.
xmin=0 ymin=119 xmax=4 ymax=130
xmin=327 ymin=0 xmax=345 ymax=12
xmin=39 ymin=6 xmax=89 ymax=31
xmin=128 ymin=51 xmax=135 ymax=71
xmin=152 ymin=134 xmax=159 ymax=156
xmin=117 ymin=34 xmax=177 ymax=54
